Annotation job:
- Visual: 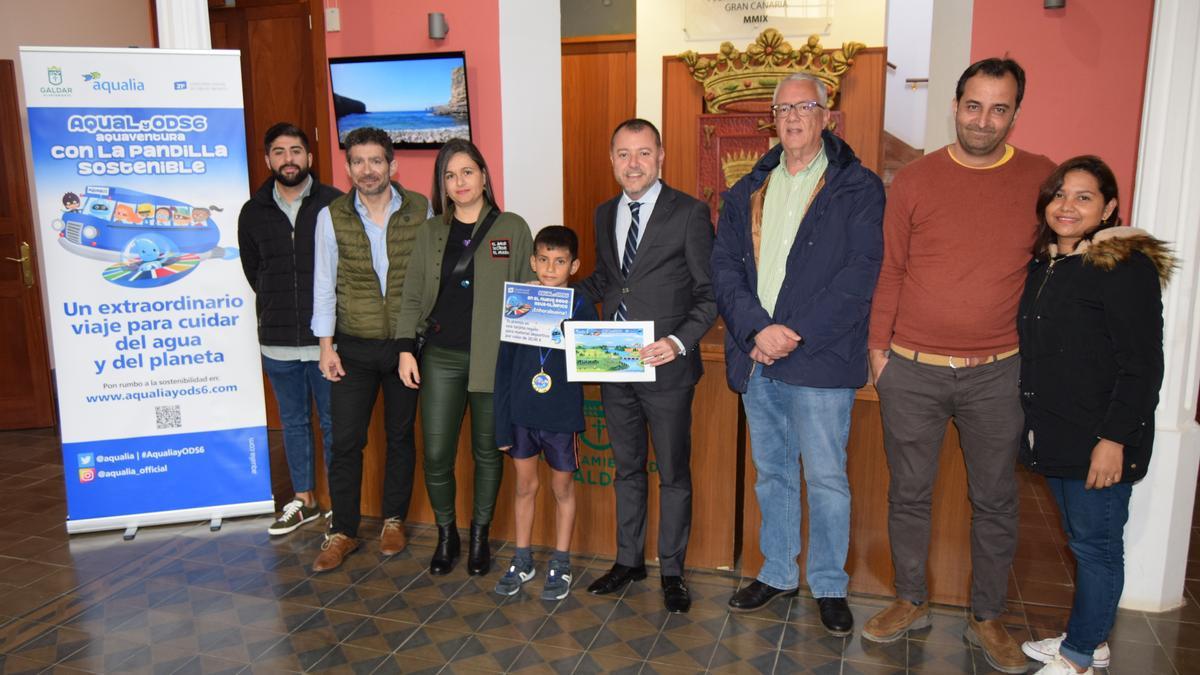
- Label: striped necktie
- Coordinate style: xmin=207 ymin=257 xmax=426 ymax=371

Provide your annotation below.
xmin=614 ymin=201 xmax=641 ymax=321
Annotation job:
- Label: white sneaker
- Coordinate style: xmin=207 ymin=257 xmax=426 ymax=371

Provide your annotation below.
xmin=1033 ymin=654 xmax=1094 ymax=675
xmin=1022 ymin=633 xmax=1110 ymax=668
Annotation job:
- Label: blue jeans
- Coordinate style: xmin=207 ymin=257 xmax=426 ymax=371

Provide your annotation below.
xmin=744 ymin=368 xmax=854 ymax=595
xmin=1047 ymin=477 xmax=1132 ymax=669
xmin=262 ymin=355 xmax=333 ymax=494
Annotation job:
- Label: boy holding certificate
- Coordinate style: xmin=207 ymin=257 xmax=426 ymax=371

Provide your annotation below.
xmin=493 ymin=226 xmax=597 ymax=599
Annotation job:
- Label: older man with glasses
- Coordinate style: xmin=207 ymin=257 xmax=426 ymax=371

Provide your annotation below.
xmin=711 ymin=73 xmax=884 ymax=635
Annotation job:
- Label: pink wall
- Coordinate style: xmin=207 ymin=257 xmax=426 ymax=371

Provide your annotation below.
xmin=971 ymin=0 xmax=1153 ymax=223
xmin=324 ymin=0 xmax=504 ymax=205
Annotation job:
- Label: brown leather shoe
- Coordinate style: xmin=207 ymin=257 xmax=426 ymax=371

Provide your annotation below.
xmin=862 ymin=599 xmax=931 ymax=643
xmin=965 ymin=616 xmax=1027 ymax=674
xmin=313 ymin=533 xmax=358 ymax=573
xmin=379 ymin=517 xmax=407 ymax=556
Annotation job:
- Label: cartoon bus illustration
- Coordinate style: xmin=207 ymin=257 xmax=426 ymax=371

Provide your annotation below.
xmin=51 ymin=185 xmax=238 ymax=288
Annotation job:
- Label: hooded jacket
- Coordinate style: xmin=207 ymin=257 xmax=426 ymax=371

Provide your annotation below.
xmin=1018 ymin=227 xmax=1175 ymax=482
xmin=711 ymin=131 xmax=884 ymax=393
xmin=237 ymin=175 xmax=342 ymax=346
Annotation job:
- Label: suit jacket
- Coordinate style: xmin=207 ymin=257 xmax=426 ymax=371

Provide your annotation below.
xmin=577 ymin=181 xmax=717 ymax=390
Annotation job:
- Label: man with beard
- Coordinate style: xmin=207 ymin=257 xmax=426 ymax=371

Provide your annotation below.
xmin=238 ymin=123 xmax=342 ymax=536
xmin=862 ymin=59 xmax=1054 ymax=673
xmin=309 ymin=126 xmax=430 ymax=572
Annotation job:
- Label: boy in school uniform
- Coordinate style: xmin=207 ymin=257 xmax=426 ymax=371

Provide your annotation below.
xmin=493 ymin=226 xmax=597 ymax=600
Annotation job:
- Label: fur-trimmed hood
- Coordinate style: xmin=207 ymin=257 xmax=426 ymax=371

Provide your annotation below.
xmin=1051 ymin=227 xmax=1178 ymax=287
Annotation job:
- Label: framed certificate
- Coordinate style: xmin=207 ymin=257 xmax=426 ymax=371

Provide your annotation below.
xmin=564 ymin=321 xmax=656 ymax=383
xmin=499 ymin=282 xmax=574 ymax=349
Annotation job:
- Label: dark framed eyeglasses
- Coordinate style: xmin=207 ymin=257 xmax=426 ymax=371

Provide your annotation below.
xmin=770 ymin=100 xmax=825 ymax=118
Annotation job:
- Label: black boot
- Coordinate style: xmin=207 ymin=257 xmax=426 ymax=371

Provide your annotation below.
xmin=467 ymin=521 xmax=491 ymax=575
xmin=429 ymin=523 xmax=460 ymax=576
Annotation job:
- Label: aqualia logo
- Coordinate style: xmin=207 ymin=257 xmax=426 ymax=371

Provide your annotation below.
xmin=83 ymin=71 xmax=146 ymax=94
xmin=40 ymin=65 xmax=72 ymax=97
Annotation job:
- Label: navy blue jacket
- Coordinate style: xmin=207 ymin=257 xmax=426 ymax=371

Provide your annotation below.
xmin=711 ymin=131 xmax=884 ymax=393
xmin=494 ymin=294 xmax=598 ymax=447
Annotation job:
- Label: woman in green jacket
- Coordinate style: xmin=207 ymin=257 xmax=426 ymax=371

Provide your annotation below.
xmin=397 ymin=138 xmax=534 ymax=576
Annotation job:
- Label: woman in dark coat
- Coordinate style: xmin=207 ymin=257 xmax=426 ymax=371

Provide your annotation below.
xmin=1017 ymin=155 xmax=1175 ymax=675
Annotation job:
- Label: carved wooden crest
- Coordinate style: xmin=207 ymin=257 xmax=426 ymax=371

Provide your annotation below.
xmin=680 ymin=29 xmax=864 ymax=113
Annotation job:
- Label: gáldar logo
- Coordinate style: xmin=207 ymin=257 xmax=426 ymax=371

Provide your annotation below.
xmin=83 ymin=71 xmax=145 ymax=94
xmin=40 ymin=65 xmax=73 ymax=96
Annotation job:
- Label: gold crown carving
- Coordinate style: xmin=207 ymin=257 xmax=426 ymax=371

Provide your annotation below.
xmin=721 ymin=149 xmax=761 ymax=188
xmin=680 ymin=29 xmax=865 ymax=113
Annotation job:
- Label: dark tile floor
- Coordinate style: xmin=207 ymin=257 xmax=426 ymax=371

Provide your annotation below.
xmin=0 ymin=426 xmax=1197 ymax=674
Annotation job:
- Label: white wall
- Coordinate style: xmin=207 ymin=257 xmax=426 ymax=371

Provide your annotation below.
xmin=635 ymin=0 xmax=887 ymax=130
xmin=499 ymin=0 xmax=563 ymax=231
xmin=884 ymin=0 xmax=932 ymax=149
xmin=922 ymin=0 xmax=973 ymax=153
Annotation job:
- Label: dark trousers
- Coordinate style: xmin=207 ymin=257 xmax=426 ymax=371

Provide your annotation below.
xmin=420 ymin=345 xmax=500 ymax=526
xmin=875 ymin=353 xmax=1022 ymax=618
xmin=601 ymin=382 xmax=694 ymax=576
xmin=328 ymin=334 xmax=417 ymax=538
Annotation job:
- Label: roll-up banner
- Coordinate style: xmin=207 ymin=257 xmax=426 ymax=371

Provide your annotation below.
xmin=19 ymin=47 xmax=272 ymax=534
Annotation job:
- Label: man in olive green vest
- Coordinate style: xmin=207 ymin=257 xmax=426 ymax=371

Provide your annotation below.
xmin=310 ymin=126 xmax=430 ymax=572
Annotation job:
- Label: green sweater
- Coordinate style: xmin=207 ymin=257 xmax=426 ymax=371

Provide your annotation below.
xmin=396 ymin=204 xmax=535 ymax=392
xmin=330 ymin=185 xmax=429 ymax=339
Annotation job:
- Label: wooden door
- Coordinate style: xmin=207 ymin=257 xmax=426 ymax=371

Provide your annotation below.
xmin=561 ymin=35 xmax=636 ymax=279
xmin=0 ymin=61 xmax=55 ymax=429
xmin=208 ymin=0 xmax=333 ymax=191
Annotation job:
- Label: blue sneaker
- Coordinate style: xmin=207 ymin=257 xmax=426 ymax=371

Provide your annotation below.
xmin=541 ymin=559 xmax=572 ymax=600
xmin=494 ymin=557 xmax=535 ymax=596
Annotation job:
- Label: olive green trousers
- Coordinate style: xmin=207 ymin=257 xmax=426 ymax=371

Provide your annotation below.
xmin=420 ymin=345 xmax=501 ymax=525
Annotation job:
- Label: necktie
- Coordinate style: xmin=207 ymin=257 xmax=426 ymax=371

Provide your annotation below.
xmin=615 ymin=201 xmax=641 ymax=321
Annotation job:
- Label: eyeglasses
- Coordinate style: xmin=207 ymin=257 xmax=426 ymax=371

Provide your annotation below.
xmin=770 ymin=100 xmax=825 ymax=118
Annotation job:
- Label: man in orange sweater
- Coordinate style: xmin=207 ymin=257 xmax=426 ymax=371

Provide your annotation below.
xmin=862 ymin=58 xmax=1055 ymax=673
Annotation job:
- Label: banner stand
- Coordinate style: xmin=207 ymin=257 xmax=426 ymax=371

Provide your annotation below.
xmin=69 ymin=499 xmax=276 ymax=537
xmin=19 ymin=46 xmax=273 ymax=535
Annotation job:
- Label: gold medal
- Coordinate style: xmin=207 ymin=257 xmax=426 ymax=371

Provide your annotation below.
xmin=531 ymin=370 xmax=552 ymax=394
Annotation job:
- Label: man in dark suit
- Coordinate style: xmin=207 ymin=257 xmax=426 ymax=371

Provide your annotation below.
xmin=578 ymin=118 xmax=716 ymax=614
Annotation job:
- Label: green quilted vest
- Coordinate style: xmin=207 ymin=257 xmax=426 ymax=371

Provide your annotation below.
xmin=329 ymin=185 xmax=429 ymax=339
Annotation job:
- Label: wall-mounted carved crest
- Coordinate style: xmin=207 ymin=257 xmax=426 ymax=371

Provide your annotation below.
xmin=680 ymin=29 xmax=864 ymax=113
xmin=721 ymin=149 xmax=760 ymax=188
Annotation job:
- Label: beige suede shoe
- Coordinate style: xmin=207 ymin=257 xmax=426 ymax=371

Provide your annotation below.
xmin=965 ymin=616 xmax=1028 ymax=674
xmin=313 ymin=533 xmax=359 ymax=573
xmin=379 ymin=517 xmax=407 ymax=556
xmin=862 ymin=599 xmax=931 ymax=643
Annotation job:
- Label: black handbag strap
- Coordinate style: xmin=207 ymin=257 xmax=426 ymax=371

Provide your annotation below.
xmin=439 ymin=207 xmax=501 ymax=295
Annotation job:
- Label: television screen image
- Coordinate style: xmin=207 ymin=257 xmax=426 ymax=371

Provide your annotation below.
xmin=329 ymin=51 xmax=470 ymax=149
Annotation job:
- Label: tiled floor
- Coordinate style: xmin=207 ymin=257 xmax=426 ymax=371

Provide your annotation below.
xmin=0 ymin=427 xmax=1198 ymax=674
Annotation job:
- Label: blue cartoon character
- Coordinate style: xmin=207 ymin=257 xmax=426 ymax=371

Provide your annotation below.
xmin=50 ymin=185 xmax=239 ymax=288
xmin=128 ymin=237 xmax=167 ymax=272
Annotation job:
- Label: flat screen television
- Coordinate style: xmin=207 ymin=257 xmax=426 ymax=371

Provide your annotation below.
xmin=328 ymin=51 xmax=471 ymax=149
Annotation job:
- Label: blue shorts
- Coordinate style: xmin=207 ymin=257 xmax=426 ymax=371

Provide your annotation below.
xmin=507 ymin=424 xmax=579 ymax=473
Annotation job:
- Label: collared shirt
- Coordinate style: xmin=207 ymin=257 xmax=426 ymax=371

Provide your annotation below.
xmin=310 ymin=186 xmax=404 ymax=339
xmin=613 ymin=179 xmax=685 ymax=355
xmin=262 ymin=175 xmax=319 ymax=361
xmin=758 ymin=147 xmax=828 ymax=315
xmin=271 ymin=174 xmax=313 ymax=229
xmin=615 ymin=179 xmax=663 ymax=260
